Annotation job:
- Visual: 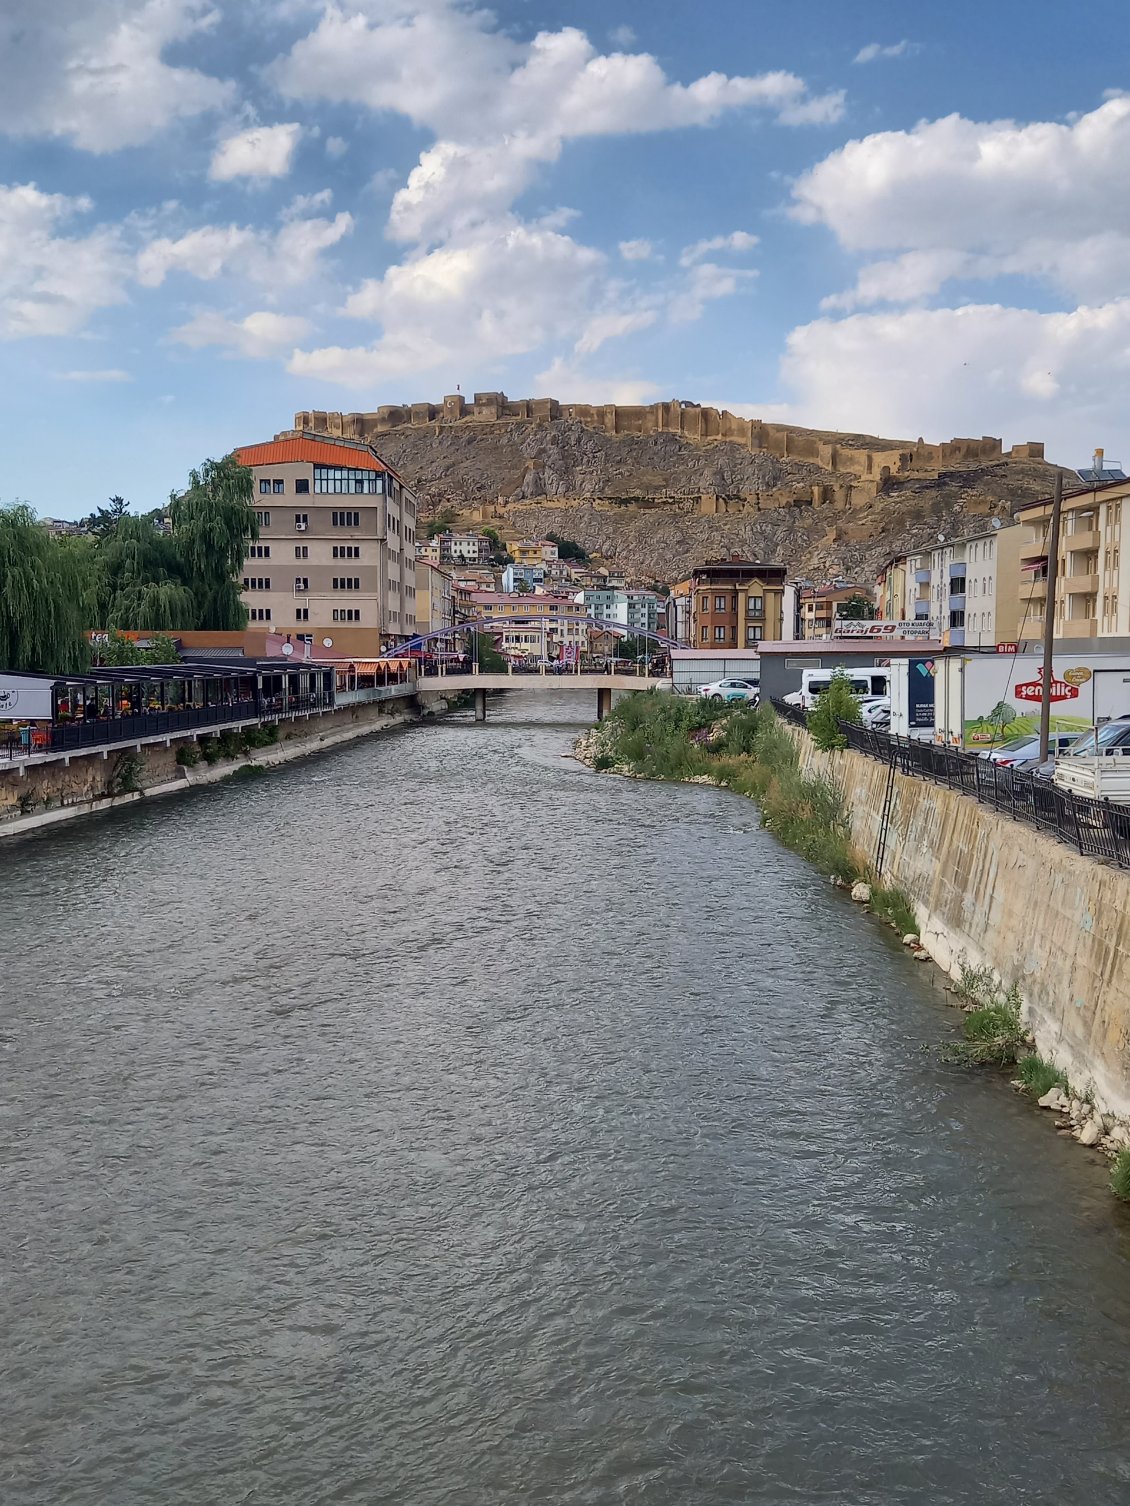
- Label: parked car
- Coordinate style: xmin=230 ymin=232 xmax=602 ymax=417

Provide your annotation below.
xmin=1059 ymin=716 xmax=1130 ymax=758
xmin=699 ymin=678 xmax=760 ymax=703
xmin=980 ymin=731 xmax=1081 ymax=766
xmin=860 ymin=697 xmax=891 ymax=728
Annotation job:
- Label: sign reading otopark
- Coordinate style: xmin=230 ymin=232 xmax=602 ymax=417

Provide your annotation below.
xmin=833 ymin=619 xmax=932 ymax=639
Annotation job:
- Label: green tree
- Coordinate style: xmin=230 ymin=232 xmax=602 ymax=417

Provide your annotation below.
xmin=80 ymin=494 xmax=130 ymax=539
xmin=474 ymin=633 xmax=508 ymax=671
xmin=168 ymin=455 xmax=258 ymax=629
xmin=96 ymin=514 xmax=194 ymax=628
xmin=0 ymin=504 xmax=93 ymax=673
xmin=807 ymin=670 xmax=862 ymax=751
xmin=546 ymin=531 xmax=589 ymax=562
xmin=838 ymin=593 xmax=875 ymax=620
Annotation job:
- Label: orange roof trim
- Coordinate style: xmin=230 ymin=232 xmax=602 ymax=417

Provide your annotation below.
xmin=235 ymin=438 xmax=392 ymax=474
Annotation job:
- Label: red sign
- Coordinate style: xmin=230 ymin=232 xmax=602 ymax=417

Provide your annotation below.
xmin=995 ymin=642 xmax=1019 ymax=654
xmin=1014 ymin=678 xmax=1079 ymax=704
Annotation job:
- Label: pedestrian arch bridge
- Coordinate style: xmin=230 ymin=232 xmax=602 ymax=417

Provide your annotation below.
xmin=426 ymin=669 xmax=672 ymax=720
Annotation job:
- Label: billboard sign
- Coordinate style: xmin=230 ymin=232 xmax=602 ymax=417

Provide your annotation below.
xmin=908 ymin=658 xmax=937 ymax=729
xmin=833 ymin=619 xmax=932 ymax=639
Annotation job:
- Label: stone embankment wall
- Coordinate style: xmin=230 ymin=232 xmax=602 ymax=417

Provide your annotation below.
xmin=793 ymin=730 xmax=1130 ymax=1118
xmin=293 ymin=396 xmax=1043 ymax=484
xmin=0 ymin=693 xmax=453 ymax=840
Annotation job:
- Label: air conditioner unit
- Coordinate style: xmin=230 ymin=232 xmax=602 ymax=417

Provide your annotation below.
xmin=295 ymin=521 xmax=308 ymax=531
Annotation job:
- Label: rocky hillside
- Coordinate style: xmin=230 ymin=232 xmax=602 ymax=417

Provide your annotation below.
xmin=373 ymin=419 xmax=1064 ymax=583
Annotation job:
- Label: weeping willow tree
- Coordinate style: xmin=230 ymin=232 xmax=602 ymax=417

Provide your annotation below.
xmin=0 ymin=505 xmax=93 ymax=673
xmin=169 ymin=455 xmax=258 ymax=630
xmin=97 ymin=514 xmax=197 ymax=629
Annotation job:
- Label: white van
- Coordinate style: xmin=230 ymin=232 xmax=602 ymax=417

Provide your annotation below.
xmin=783 ymin=667 xmax=891 ymax=711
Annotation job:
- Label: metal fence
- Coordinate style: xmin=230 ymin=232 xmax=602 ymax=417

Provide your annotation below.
xmin=769 ymin=697 xmax=1130 ymax=870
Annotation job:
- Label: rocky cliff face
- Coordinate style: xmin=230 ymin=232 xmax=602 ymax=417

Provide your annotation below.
xmin=374 ymin=419 xmax=1062 ymax=583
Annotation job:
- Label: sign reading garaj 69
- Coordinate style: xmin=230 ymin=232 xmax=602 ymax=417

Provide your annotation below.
xmin=832 ymin=619 xmax=932 ymax=639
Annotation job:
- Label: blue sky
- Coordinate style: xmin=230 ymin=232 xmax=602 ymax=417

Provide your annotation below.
xmin=2 ymin=0 xmax=1129 ymax=515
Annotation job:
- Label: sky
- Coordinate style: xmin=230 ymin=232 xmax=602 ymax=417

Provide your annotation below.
xmin=3 ymin=0 xmax=1129 ymax=515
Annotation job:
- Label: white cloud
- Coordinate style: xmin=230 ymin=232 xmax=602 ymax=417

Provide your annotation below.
xmin=210 ymin=123 xmax=304 ymax=182
xmin=272 ymin=3 xmax=844 ymax=248
xmin=853 ymin=41 xmax=913 ymax=64
xmin=792 ymin=96 xmax=1130 ymax=304
xmin=171 ymin=309 xmax=313 ymax=358
xmin=674 ymin=261 xmax=758 ymax=323
xmin=293 ymin=218 xmax=606 ymax=386
xmin=54 ymin=368 xmax=132 ymax=382
xmin=0 ymin=0 xmax=233 ymax=152
xmin=137 ymin=208 xmax=353 ymax=288
xmin=574 ymin=309 xmax=658 ymax=355
xmin=776 ymin=300 xmax=1130 ymax=457
xmin=680 ymin=230 xmax=759 ymax=267
xmin=619 ymin=239 xmax=654 ymax=261
xmin=609 ymin=25 xmax=637 ymax=49
xmin=0 ymin=183 xmax=129 ymax=338
xmin=325 ymin=135 xmax=348 ymax=159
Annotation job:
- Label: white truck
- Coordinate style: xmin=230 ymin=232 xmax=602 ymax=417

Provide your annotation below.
xmin=1053 ymin=717 xmax=1130 ymax=804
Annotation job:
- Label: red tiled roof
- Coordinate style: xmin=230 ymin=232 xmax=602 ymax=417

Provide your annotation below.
xmin=235 ymin=438 xmax=390 ymax=473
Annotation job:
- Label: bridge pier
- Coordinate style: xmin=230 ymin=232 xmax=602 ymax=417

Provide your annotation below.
xmin=596 ymin=687 xmax=613 ymax=722
xmin=474 ymin=689 xmax=488 ymax=722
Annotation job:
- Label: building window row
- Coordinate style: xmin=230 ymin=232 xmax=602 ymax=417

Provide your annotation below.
xmin=332 ymin=576 xmax=361 ymax=590
xmin=315 ymin=467 xmax=384 ymax=495
xmin=331 ymin=510 xmax=361 ymax=528
xmin=296 ymin=607 xmax=309 ymax=622
xmin=249 ymin=607 xmax=271 ymax=621
xmin=332 ymin=545 xmax=360 ymax=559
xmin=333 ymin=609 xmax=361 ymax=622
xmin=243 ymin=577 xmax=270 ymax=590
xmin=255 ymin=510 xmax=271 ymax=527
xmin=249 ymin=544 xmax=270 ymax=559
xmin=259 ymin=478 xmax=311 ymax=495
xmin=295 ymin=545 xmax=308 ymax=559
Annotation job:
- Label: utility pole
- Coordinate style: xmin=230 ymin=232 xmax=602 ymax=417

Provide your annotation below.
xmin=1038 ymin=470 xmax=1064 ymax=761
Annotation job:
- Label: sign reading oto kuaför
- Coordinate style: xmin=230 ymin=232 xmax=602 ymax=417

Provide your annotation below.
xmin=833 ymin=619 xmax=932 ymax=639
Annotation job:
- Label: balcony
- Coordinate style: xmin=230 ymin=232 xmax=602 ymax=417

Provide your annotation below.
xmin=1063 ymin=573 xmax=1100 ymax=595
xmin=1060 ymin=619 xmax=1098 ymax=639
xmin=948 ymin=563 xmax=967 ymax=580
xmin=948 ymin=592 xmax=967 ymax=612
xmin=1023 ymin=576 xmax=1048 ymax=599
xmin=1065 ymin=529 xmax=1100 ymax=552
xmin=947 ymin=627 xmax=966 ymax=646
xmin=914 ymin=568 xmax=930 ymax=584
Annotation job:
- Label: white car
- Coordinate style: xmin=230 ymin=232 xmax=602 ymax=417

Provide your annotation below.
xmin=699 ymin=677 xmax=760 ymax=703
xmin=860 ymin=697 xmax=891 ymax=728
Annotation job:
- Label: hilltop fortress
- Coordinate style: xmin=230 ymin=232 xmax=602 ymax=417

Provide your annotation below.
xmin=292 ymin=393 xmax=1046 ymax=513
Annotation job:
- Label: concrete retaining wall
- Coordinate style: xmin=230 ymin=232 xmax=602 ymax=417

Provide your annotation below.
xmin=793 ymin=731 xmax=1130 ymax=1117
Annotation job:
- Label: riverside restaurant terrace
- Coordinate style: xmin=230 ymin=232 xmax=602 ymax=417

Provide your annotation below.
xmin=0 ymin=661 xmax=338 ymax=760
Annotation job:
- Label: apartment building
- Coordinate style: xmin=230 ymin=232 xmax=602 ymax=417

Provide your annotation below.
xmin=689 ymin=559 xmax=787 ymax=647
xmin=1015 ymin=475 xmax=1130 ymax=645
xmin=415 ymin=560 xmax=455 ymax=635
xmin=437 ymin=532 xmax=492 ymax=565
xmin=235 ymin=432 xmax=417 ymax=652
xmin=876 ymin=525 xmax=1023 ymax=646
xmin=798 ymin=583 xmax=873 ymax=639
xmin=468 ymin=591 xmax=589 ymax=660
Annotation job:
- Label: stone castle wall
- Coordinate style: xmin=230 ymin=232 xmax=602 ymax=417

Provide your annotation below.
xmin=294 ymin=393 xmax=1044 ymax=483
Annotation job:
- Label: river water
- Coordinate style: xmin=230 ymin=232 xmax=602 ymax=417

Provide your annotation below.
xmin=5 ymin=690 xmax=1130 ymax=1505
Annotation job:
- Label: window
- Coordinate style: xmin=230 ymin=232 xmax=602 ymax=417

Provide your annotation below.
xmin=714 ymin=625 xmax=727 ymax=641
xmin=315 ymin=466 xmax=383 ymax=495
xmin=700 ymin=594 xmax=710 ymax=613
xmin=259 ymin=479 xmax=271 ymax=494
xmin=255 ymin=510 xmax=271 ymax=527
xmin=272 ymin=479 xmax=285 ymax=494
xmin=748 ymin=595 xmax=764 ymax=617
xmin=249 ymin=544 xmax=270 ymax=559
xmin=295 ymin=577 xmax=309 ymax=592
xmin=746 ymin=625 xmax=764 ymax=644
xmin=242 ymin=577 xmax=271 ymax=590
xmin=332 ymin=545 xmax=360 ymax=559
xmin=296 ymin=607 xmax=309 ymax=622
xmin=295 ymin=478 xmax=310 ymax=495
xmin=332 ymin=576 xmax=361 ymax=591
xmin=700 ymin=625 xmax=709 ymax=641
xmin=332 ymin=608 xmax=361 ymax=622
xmin=295 ymin=545 xmax=308 ymax=559
xmin=294 ymin=513 xmax=308 ymax=529
xmin=249 ymin=607 xmax=272 ymax=621
xmin=715 ymin=595 xmax=727 ymax=611
xmin=331 ymin=510 xmax=361 ymax=527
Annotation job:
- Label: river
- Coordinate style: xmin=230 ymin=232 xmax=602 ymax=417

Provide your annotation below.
xmin=4 ymin=690 xmax=1130 ymax=1505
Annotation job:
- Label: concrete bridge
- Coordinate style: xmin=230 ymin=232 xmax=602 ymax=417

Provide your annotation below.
xmin=425 ymin=670 xmax=671 ymax=720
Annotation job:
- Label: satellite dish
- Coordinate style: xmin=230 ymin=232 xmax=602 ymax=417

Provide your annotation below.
xmin=322 ymin=637 xmax=334 ymax=648
xmin=281 ymin=643 xmax=294 ymax=657
xmin=937 ymin=534 xmax=946 ymax=543
xmin=268 ymin=624 xmax=278 ymax=633
xmin=991 ymin=517 xmax=1003 ymax=530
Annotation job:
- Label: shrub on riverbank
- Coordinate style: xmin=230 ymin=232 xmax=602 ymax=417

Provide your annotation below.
xmin=1110 ymin=1150 xmax=1130 ymax=1202
xmin=869 ymin=886 xmax=918 ymax=937
xmin=1016 ymin=1054 xmax=1069 ymax=1100
xmin=807 ymin=672 xmax=863 ymax=752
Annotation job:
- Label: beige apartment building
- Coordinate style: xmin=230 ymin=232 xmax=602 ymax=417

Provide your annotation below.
xmin=1015 ymin=475 xmax=1130 ymax=644
xmin=415 ymin=559 xmax=456 ymax=635
xmin=234 ymin=433 xmax=417 ymax=653
xmin=876 ymin=523 xmax=1024 ymax=646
